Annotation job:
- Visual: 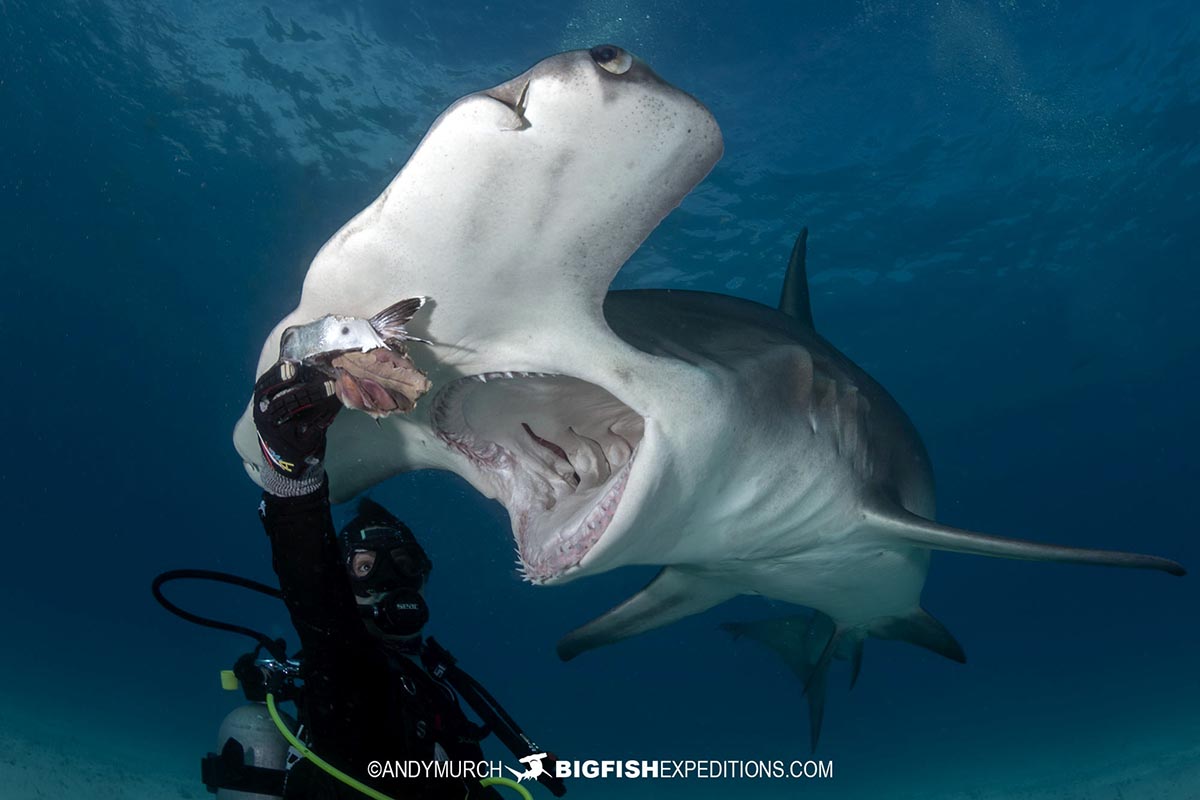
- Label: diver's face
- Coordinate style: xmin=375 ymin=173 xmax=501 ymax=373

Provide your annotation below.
xmin=346 ymin=540 xmax=430 ymax=595
xmin=349 ymin=550 xmax=377 ymax=581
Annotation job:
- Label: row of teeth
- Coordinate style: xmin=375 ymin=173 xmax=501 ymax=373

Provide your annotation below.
xmin=431 ymin=372 xmax=562 ymax=468
xmin=431 ymin=381 xmax=499 ymax=467
xmin=430 ymin=371 xmax=557 ymax=432
xmin=429 ymin=371 xmax=632 ymax=584
xmin=443 ymin=435 xmax=509 ymax=469
xmin=469 ymin=371 xmax=557 ymax=383
xmin=519 ymin=454 xmax=634 ymax=584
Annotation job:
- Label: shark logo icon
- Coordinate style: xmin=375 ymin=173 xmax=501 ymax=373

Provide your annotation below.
xmin=505 ymin=753 xmax=548 ymax=783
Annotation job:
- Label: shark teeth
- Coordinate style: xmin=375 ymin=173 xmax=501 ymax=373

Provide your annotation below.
xmin=429 ymin=371 xmax=644 ymax=583
xmin=469 ymin=370 xmax=556 ymax=384
xmin=431 ymin=371 xmax=563 ymax=467
xmin=525 ymin=452 xmax=634 ymax=584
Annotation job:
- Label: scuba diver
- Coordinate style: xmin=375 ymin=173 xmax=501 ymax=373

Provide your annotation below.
xmin=160 ymin=362 xmax=565 ymax=799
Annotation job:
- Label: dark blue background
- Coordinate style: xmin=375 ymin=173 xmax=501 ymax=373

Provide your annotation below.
xmin=2 ymin=1 xmax=1197 ymax=797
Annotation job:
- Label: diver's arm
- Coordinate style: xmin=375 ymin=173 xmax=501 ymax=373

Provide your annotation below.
xmin=253 ymin=362 xmax=393 ymax=764
xmin=258 ymin=479 xmax=377 ymax=656
xmin=258 ymin=476 xmax=397 ymax=764
xmin=252 ymin=361 xmax=368 ymax=649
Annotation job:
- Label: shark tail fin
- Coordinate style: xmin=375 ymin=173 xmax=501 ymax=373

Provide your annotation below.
xmin=848 ymin=637 xmax=865 ymax=690
xmin=778 ymin=227 xmax=814 ymax=328
xmin=723 ymin=608 xmax=966 ymax=750
xmin=867 ymin=504 xmax=1186 ymax=576
xmin=721 ymin=611 xmax=849 ymax=751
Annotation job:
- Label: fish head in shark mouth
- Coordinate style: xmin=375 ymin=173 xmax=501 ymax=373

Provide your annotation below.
xmin=234 ymin=46 xmax=723 ymax=583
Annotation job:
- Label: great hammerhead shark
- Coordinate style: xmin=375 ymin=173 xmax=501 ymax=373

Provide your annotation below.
xmin=232 ymin=46 xmax=1185 ymax=748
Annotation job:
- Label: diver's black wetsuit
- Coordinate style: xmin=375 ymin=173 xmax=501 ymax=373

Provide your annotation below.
xmin=259 ymin=481 xmax=501 ymax=800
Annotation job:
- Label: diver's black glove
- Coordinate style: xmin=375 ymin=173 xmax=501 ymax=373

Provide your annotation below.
xmin=253 ymin=361 xmax=342 ymax=497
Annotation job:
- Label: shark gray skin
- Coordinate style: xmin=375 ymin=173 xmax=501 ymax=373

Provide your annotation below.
xmin=233 ymin=46 xmax=1185 ymax=748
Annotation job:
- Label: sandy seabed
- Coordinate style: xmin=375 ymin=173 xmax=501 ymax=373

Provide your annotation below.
xmin=0 ymin=704 xmax=197 ymax=799
xmin=1 ymin=694 xmax=1196 ymax=800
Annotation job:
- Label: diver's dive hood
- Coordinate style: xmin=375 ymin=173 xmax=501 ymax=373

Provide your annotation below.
xmin=341 ymin=498 xmax=433 ymax=637
xmin=341 ymin=498 xmax=432 ymax=595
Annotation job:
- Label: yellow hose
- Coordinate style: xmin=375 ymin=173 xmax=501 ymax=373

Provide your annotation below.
xmin=266 ymin=693 xmax=396 ymax=800
xmin=482 ymin=777 xmax=533 ymax=800
xmin=266 ymin=694 xmax=536 ymax=800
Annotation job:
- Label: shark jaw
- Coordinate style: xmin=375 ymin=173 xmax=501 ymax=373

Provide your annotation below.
xmin=430 ymin=371 xmax=645 ymax=584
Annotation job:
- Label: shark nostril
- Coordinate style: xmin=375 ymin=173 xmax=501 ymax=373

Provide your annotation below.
xmin=590 ymin=44 xmax=632 ymax=75
xmin=487 ymin=78 xmax=529 ymax=112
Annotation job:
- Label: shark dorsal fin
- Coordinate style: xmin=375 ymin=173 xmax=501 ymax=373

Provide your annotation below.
xmin=778 ymin=227 xmax=814 ymax=328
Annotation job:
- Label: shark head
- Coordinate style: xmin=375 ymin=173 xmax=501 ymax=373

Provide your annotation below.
xmin=235 ymin=46 xmax=724 ymax=584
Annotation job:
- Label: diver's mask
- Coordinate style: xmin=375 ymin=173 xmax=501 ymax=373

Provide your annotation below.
xmin=344 ymin=521 xmax=433 ymax=638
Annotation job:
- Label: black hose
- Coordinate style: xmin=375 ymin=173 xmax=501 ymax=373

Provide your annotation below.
xmin=457 ymin=669 xmax=525 ymax=735
xmin=152 ymin=569 xmax=288 ymax=661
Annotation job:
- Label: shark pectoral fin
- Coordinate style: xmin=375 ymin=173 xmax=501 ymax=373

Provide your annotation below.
xmin=866 ymin=505 xmax=1186 ymax=576
xmin=778 ymin=227 xmax=814 ymax=328
xmin=870 ymin=608 xmax=966 ymax=664
xmin=721 ymin=612 xmax=844 ymax=751
xmin=556 ymin=566 xmax=738 ymax=661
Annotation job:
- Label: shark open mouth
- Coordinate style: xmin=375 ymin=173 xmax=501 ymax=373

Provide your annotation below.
xmin=430 ymin=372 xmax=644 ymax=583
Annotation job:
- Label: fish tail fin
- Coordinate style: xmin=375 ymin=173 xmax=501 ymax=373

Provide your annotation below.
xmin=370 ymin=296 xmax=431 ymax=342
xmin=866 ymin=504 xmax=1186 ymax=576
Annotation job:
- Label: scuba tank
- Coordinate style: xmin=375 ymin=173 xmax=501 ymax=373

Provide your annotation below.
xmin=213 ymin=703 xmax=296 ymax=800
xmin=203 ymin=656 xmax=302 ymax=798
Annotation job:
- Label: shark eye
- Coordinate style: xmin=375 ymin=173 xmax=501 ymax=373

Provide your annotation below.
xmin=590 ymin=44 xmax=632 ymax=76
xmin=341 ymin=326 xmax=351 ymax=335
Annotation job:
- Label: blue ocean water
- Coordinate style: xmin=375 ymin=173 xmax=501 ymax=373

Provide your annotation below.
xmin=2 ymin=1 xmax=1198 ymax=798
